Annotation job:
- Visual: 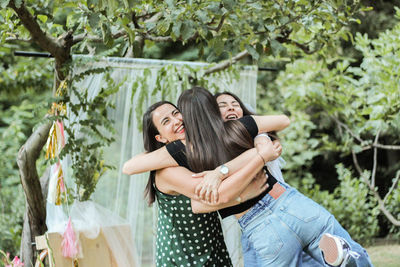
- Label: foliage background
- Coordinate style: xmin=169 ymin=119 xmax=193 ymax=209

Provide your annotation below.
xmin=0 ymin=0 xmax=399 ymax=261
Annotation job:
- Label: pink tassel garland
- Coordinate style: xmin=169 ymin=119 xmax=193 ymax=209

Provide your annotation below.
xmin=61 ymin=218 xmax=79 ymax=258
xmin=56 ymin=120 xmax=65 ymax=148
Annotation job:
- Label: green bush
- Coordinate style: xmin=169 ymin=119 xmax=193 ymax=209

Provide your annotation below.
xmin=0 ymin=96 xmax=50 ymax=254
xmin=385 ymin=172 xmax=400 ymax=240
xmin=273 ymin=10 xmax=400 ymax=243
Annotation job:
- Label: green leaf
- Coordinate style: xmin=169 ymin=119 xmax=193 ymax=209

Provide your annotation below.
xmin=101 ymin=22 xmax=113 ymax=47
xmin=1 ymin=0 xmax=10 ymax=9
xmin=279 ymin=16 xmax=289 ymax=25
xmin=87 ymin=0 xmax=98 ymax=10
xmin=88 ymin=13 xmax=100 ymax=29
xmin=37 ymin=15 xmax=48 ymax=24
xmin=269 ymin=39 xmax=285 ymax=56
xmin=245 ymin=44 xmax=259 ymax=60
xmin=222 ymin=0 xmax=235 ymax=11
xmin=172 ymin=21 xmax=182 ymax=39
xmin=195 ymin=10 xmax=209 ymax=23
xmin=370 ymin=105 xmax=384 ymax=120
xmin=165 ymin=0 xmax=174 ymax=8
xmin=14 ymin=0 xmax=22 ymax=8
xmin=181 ymin=22 xmax=196 ymax=40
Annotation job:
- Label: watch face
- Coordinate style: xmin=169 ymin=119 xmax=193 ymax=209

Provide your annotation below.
xmin=220 ymin=165 xmax=229 ymax=175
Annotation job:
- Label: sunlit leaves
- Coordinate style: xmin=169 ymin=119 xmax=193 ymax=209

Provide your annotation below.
xmin=277 ymin=17 xmax=400 ymax=155
xmin=2 ymin=0 xmax=363 ymax=62
xmin=0 ymin=0 xmax=10 ymax=8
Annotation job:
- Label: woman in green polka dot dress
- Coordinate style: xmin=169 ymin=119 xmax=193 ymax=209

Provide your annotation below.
xmin=123 ymin=101 xmax=277 ymax=266
xmin=156 ymin=190 xmax=229 ymax=266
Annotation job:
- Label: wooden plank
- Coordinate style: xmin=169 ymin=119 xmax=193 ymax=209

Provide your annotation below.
xmin=35 ymin=235 xmax=47 ymax=250
xmin=35 ymin=224 xmax=136 ymax=267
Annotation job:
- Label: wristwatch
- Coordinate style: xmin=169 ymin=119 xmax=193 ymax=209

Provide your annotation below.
xmin=219 ymin=164 xmax=229 ymax=177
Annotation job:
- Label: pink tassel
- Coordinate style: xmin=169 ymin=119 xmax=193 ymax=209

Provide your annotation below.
xmin=59 ymin=175 xmax=66 ymax=193
xmin=5 ymin=256 xmax=24 ymax=267
xmin=61 ymin=218 xmax=79 ymax=258
xmin=56 ymin=120 xmax=65 ymax=148
xmin=12 ymin=256 xmax=24 ymax=267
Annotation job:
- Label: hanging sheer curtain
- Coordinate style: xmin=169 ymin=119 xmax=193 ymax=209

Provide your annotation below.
xmin=69 ymin=56 xmax=257 ymax=267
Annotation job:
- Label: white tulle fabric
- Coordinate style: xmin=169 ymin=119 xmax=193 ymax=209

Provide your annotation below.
xmin=46 ymin=56 xmax=257 ymax=267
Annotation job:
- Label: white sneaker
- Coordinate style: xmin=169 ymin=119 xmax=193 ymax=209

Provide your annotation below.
xmin=319 ymin=233 xmax=350 ymax=266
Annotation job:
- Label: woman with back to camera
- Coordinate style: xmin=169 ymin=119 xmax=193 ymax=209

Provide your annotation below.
xmin=124 ymin=87 xmax=373 ymax=266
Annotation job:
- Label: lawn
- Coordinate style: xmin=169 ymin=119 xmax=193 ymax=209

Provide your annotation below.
xmin=367 ymin=243 xmax=400 ymax=267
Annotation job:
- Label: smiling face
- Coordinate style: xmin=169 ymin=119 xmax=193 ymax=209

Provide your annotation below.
xmin=152 ymin=103 xmax=185 ymax=144
xmin=216 ymin=94 xmax=244 ymax=121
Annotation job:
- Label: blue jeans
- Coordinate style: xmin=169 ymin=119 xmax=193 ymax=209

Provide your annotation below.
xmin=242 ymin=233 xmax=324 ymax=266
xmin=238 ymin=184 xmax=373 ymax=267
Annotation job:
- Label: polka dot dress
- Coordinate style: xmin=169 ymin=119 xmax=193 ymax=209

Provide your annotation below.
xmin=155 ymin=188 xmax=232 ymax=267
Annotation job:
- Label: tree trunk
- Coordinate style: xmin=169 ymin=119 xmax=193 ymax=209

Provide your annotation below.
xmin=20 ymin=208 xmax=32 ymax=266
xmin=17 ymin=122 xmax=52 ymax=265
xmin=20 ymin=167 xmax=50 ymax=267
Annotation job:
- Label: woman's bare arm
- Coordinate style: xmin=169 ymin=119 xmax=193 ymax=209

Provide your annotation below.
xmin=252 ymin=114 xmax=290 ymax=134
xmin=192 ymin=148 xmax=260 ymax=201
xmin=122 ymin=146 xmax=178 ymax=175
xmin=121 ymin=114 xmax=289 ymax=176
xmin=155 ymin=137 xmax=278 ymax=210
xmin=157 ymin=153 xmax=264 ymax=207
xmin=191 ymin=171 xmax=268 ymax=213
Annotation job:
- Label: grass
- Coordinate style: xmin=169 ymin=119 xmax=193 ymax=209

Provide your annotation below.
xmin=366 ymin=241 xmax=400 ymax=267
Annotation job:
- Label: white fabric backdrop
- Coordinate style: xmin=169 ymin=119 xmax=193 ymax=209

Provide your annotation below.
xmin=62 ymin=56 xmax=257 ymax=266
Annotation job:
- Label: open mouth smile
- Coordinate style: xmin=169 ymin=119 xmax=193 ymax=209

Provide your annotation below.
xmin=226 ymin=114 xmax=238 ymax=120
xmin=175 ymin=124 xmax=185 ymax=133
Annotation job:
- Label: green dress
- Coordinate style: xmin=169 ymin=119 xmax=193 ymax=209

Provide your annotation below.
xmin=155 ymin=187 xmax=232 ymax=267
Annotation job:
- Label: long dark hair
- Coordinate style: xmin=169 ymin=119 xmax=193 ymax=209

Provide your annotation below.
xmin=142 ymin=100 xmax=177 ymax=205
xmin=178 ymin=87 xmax=253 ymax=172
xmin=215 ymin=91 xmax=278 ymax=140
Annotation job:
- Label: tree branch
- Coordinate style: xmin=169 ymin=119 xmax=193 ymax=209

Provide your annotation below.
xmin=364 ymin=143 xmax=400 ymax=150
xmin=72 ymin=30 xmax=127 ymax=45
xmin=16 ymin=121 xmax=51 ymax=239
xmin=5 ymin=36 xmax=33 ymax=43
xmin=8 ymin=0 xmax=72 ymax=80
xmin=204 ymin=50 xmax=250 ymax=75
xmin=351 ymin=151 xmax=363 ymax=176
xmin=8 ymin=0 xmax=59 ymax=57
xmin=292 ymin=40 xmax=324 ymax=55
xmin=371 ymin=130 xmax=380 ymax=187
xmin=384 ymin=170 xmax=400 ymax=203
xmin=332 ymin=116 xmax=400 ymax=151
xmin=352 ymin=149 xmax=400 ymax=226
xmin=375 ymin=193 xmax=400 ymax=226
xmin=275 ymin=32 xmax=324 ymax=54
xmin=142 ymin=33 xmax=173 ymax=42
xmin=331 ymin=116 xmax=364 ymax=143
xmin=207 ymin=14 xmax=226 ymax=31
xmin=20 ymin=167 xmax=50 ymax=265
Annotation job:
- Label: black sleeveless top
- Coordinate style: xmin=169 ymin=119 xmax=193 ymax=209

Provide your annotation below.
xmin=166 ymin=116 xmax=278 ymax=218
